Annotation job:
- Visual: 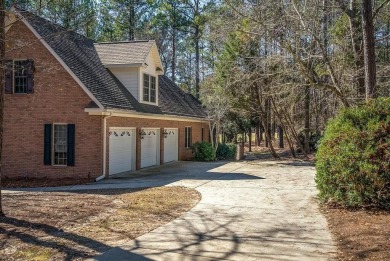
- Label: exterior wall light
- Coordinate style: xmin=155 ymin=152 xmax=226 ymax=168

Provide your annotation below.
xmin=139 ymin=130 xmax=146 ymax=139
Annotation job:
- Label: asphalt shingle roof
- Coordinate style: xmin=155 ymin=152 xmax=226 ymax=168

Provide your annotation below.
xmin=20 ymin=10 xmax=206 ymax=119
xmin=95 ymin=41 xmax=154 ymax=65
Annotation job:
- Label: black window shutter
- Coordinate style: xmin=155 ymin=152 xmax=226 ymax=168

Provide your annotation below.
xmin=67 ymin=124 xmax=75 ymax=166
xmin=189 ymin=127 xmax=192 ymax=146
xmin=44 ymin=124 xmax=52 ymax=165
xmin=4 ymin=60 xmax=13 ymax=94
xmin=26 ymin=59 xmax=34 ymax=93
xmin=185 ymin=127 xmax=188 ymax=147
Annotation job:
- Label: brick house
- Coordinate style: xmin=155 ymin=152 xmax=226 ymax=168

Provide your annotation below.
xmin=2 ymin=9 xmax=209 ymax=181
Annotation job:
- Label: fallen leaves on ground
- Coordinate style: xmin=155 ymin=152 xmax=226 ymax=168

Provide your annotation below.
xmin=0 ymin=186 xmax=200 ymax=261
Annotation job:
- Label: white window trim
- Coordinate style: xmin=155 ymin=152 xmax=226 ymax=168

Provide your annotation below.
xmin=140 ymin=72 xmax=158 ymax=105
xmin=52 ymin=123 xmax=68 ymax=167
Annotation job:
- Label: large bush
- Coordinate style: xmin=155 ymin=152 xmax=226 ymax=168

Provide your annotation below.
xmin=216 ymin=143 xmax=237 ymax=160
xmin=316 ymin=98 xmax=390 ymax=208
xmin=191 ymin=142 xmax=215 ymax=161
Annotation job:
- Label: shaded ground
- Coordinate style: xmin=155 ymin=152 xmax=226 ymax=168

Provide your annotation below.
xmin=3 ymin=177 xmax=94 ymax=188
xmin=0 ymin=187 xmax=200 ymax=261
xmin=322 ymin=207 xmax=390 ymax=261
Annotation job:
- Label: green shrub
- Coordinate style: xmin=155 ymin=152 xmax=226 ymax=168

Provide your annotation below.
xmin=315 ymin=98 xmax=390 ymax=208
xmin=191 ymin=142 xmax=215 ymax=161
xmin=216 ymin=143 xmax=237 ymax=160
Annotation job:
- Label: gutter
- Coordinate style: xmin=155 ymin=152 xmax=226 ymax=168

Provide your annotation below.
xmin=95 ymin=113 xmax=113 ymax=181
xmin=85 ymin=108 xmax=209 ymax=123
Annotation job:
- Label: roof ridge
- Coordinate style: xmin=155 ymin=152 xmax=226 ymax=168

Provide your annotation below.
xmin=95 ymin=40 xmax=155 ymax=45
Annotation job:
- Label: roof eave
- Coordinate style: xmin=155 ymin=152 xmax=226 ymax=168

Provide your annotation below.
xmin=85 ymin=108 xmax=208 ymax=123
xmin=104 ymin=63 xmax=143 ymax=68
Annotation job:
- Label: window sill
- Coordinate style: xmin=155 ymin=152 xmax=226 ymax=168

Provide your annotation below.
xmin=49 ymin=165 xmax=69 ymax=168
xmin=140 ymin=101 xmax=158 ymax=106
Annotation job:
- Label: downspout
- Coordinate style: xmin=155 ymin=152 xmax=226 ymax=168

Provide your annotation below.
xmin=96 ymin=113 xmax=113 ymax=181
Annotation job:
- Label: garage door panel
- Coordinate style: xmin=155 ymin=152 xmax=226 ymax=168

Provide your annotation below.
xmin=109 ymin=129 xmax=135 ymax=175
xmin=141 ymin=128 xmax=159 ymax=168
xmin=164 ymin=128 xmax=178 ymax=163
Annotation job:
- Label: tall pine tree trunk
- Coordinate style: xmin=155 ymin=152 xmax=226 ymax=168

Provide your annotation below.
xmin=348 ymin=0 xmax=365 ymax=96
xmin=171 ymin=3 xmax=177 ymax=83
xmin=194 ymin=0 xmax=200 ymax=99
xmin=171 ymin=27 xmax=176 ymax=82
xmin=0 ymin=0 xmax=5 ymax=216
xmin=195 ymin=27 xmax=200 ymax=98
xmin=361 ymin=0 xmax=377 ymax=99
xmin=255 ymin=126 xmax=260 ymax=146
xmin=248 ymin=127 xmax=252 ymax=152
xmin=128 ymin=0 xmax=135 ymax=40
xmin=304 ymin=86 xmax=310 ymax=153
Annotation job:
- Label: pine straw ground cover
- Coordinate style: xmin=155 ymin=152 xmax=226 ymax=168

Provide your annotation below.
xmin=0 ymin=187 xmax=201 ymax=261
xmin=321 ymin=206 xmax=390 ymax=261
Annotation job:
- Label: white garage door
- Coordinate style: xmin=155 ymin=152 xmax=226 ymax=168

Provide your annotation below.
xmin=141 ymin=128 xmax=159 ymax=168
xmin=164 ymin=128 xmax=178 ymax=163
xmin=109 ymin=129 xmax=135 ymax=175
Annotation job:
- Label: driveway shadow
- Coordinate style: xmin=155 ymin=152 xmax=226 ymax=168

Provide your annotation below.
xmin=0 ymin=216 xmax=148 ymax=261
xmin=95 ymin=210 xmax=335 ymax=260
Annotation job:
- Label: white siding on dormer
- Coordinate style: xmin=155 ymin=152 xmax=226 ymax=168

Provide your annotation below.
xmin=109 ymin=67 xmax=139 ymax=99
xmin=140 ymin=48 xmax=160 ymax=105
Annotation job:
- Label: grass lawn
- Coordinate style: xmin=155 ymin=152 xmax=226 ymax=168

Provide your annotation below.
xmin=0 ymin=187 xmax=200 ymax=260
xmin=321 ymin=207 xmax=390 ymax=260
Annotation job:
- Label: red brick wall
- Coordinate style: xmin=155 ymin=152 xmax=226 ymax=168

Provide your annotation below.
xmin=106 ymin=117 xmax=209 ymax=174
xmin=2 ymin=19 xmax=210 ymax=180
xmin=3 ymin=20 xmax=102 ymax=179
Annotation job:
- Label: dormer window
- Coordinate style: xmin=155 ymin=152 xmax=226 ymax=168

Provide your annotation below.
xmin=143 ymin=73 xmax=156 ymax=103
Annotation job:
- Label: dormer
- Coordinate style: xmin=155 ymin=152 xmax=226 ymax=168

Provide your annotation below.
xmin=95 ymin=40 xmax=164 ymax=106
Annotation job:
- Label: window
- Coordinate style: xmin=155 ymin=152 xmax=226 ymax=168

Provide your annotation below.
xmin=44 ymin=124 xmax=75 ymax=166
xmin=185 ymin=127 xmax=192 ymax=148
xmin=53 ymin=124 xmax=68 ymax=166
xmin=201 ymin=127 xmax=204 ymax=142
xmin=14 ymin=60 xmax=29 ymax=93
xmin=143 ymin=73 xmax=157 ymax=103
xmin=5 ymin=59 xmax=35 ymax=94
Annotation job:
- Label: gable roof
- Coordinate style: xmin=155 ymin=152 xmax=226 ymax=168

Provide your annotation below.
xmin=95 ymin=41 xmax=154 ymax=66
xmin=15 ymin=9 xmax=206 ymax=119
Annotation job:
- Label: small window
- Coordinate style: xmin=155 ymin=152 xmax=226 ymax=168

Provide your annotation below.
xmin=14 ymin=60 xmax=29 ymax=93
xmin=143 ymin=73 xmax=157 ymax=103
xmin=185 ymin=127 xmax=192 ymax=148
xmin=201 ymin=127 xmax=204 ymax=142
xmin=5 ymin=59 xmax=34 ymax=94
xmin=44 ymin=124 xmax=75 ymax=166
xmin=53 ymin=124 xmax=68 ymax=166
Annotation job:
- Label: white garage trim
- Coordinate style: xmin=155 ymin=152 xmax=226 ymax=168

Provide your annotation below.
xmin=163 ymin=128 xmax=179 ymax=163
xmin=110 ymin=127 xmax=137 ymax=130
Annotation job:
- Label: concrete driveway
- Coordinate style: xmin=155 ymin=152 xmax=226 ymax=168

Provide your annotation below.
xmin=91 ymin=160 xmax=336 ymax=261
